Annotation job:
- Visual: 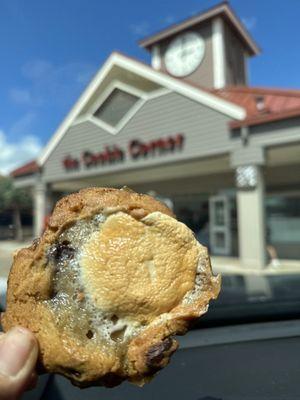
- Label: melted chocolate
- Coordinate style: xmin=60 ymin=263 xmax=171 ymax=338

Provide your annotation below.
xmin=50 ymin=241 xmax=75 ymax=262
xmin=146 ymin=337 xmax=173 ymax=367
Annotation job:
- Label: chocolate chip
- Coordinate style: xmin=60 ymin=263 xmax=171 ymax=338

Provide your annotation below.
xmin=110 ymin=326 xmax=127 ymax=342
xmin=101 ymin=373 xmax=124 ymax=388
xmin=111 ymin=314 xmax=119 ymax=324
xmin=146 ymin=337 xmax=173 ymax=367
xmin=49 ymin=241 xmax=75 ymax=262
xmin=86 ymin=330 xmax=94 ymax=339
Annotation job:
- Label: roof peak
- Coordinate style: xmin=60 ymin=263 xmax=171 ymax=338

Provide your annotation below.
xmin=139 ymin=1 xmax=260 ymax=56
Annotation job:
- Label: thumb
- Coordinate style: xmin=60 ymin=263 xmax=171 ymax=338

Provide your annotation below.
xmin=0 ymin=327 xmax=38 ymax=400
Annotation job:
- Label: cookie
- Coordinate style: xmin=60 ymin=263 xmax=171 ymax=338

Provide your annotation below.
xmin=1 ymin=187 xmax=220 ymax=387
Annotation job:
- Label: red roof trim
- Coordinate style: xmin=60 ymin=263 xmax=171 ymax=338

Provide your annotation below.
xmin=230 ymin=107 xmax=300 ymax=129
xmin=10 ymin=160 xmax=39 ymax=178
xmin=215 ymin=85 xmax=300 ymax=98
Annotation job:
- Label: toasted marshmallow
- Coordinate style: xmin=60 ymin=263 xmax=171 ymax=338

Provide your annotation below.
xmin=80 ymin=211 xmax=200 ymax=323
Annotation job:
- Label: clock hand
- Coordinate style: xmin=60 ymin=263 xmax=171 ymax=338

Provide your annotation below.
xmin=181 ymin=49 xmax=187 ymax=58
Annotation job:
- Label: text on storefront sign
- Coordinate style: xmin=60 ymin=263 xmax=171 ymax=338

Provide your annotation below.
xmin=62 ymin=133 xmax=185 ymax=171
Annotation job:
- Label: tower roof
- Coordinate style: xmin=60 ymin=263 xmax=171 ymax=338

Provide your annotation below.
xmin=139 ymin=1 xmax=260 ymax=56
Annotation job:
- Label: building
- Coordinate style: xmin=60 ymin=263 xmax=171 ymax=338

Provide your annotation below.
xmin=11 ymin=2 xmax=300 ymax=268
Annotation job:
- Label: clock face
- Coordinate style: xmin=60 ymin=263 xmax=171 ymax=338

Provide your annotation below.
xmin=164 ymin=32 xmax=205 ymax=77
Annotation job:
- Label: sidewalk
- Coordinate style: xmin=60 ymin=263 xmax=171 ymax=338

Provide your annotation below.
xmin=212 ymin=256 xmax=300 ymax=276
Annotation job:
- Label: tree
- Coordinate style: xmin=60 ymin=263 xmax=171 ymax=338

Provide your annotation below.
xmin=0 ymin=176 xmax=32 ymax=241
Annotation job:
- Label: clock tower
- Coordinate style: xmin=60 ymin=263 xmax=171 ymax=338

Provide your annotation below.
xmin=139 ymin=2 xmax=260 ymax=89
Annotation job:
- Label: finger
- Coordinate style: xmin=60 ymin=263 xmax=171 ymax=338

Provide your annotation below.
xmin=0 ymin=326 xmax=38 ymax=400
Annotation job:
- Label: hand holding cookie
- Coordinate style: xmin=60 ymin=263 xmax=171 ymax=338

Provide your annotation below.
xmin=2 ymin=188 xmax=220 ymax=388
xmin=0 ymin=327 xmax=38 ymax=400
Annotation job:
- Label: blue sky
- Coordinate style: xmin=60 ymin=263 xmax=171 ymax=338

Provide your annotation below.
xmin=1 ymin=0 xmax=300 ymax=173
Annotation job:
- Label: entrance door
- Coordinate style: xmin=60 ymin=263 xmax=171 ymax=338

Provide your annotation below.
xmin=209 ymin=195 xmax=231 ymax=255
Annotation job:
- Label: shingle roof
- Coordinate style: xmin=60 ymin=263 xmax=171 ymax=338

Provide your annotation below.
xmin=213 ymin=86 xmax=300 ymax=116
xmin=212 ymin=86 xmax=300 ymax=127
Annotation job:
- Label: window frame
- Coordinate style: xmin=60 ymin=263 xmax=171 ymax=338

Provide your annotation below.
xmin=87 ymin=81 xmax=146 ymax=135
xmin=72 ymin=81 xmax=171 ymax=135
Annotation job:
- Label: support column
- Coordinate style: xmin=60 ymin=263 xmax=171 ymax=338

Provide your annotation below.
xmin=236 ymin=165 xmax=267 ymax=268
xmin=34 ymin=181 xmax=50 ymax=237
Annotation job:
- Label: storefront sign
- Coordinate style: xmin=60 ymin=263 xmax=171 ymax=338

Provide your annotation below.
xmin=63 ymin=133 xmax=184 ymax=171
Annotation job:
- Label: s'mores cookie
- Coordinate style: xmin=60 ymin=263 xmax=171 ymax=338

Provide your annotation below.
xmin=2 ymin=187 xmax=220 ymax=387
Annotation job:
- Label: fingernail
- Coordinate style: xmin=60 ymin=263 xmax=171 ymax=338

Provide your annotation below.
xmin=0 ymin=327 xmax=35 ymax=376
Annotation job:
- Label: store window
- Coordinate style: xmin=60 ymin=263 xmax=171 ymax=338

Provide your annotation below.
xmin=94 ymin=88 xmax=139 ymax=127
xmin=266 ymin=194 xmax=300 ymax=259
xmin=213 ymin=200 xmax=225 ymax=226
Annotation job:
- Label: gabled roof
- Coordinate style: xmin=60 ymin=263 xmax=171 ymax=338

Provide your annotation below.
xmin=37 ymin=51 xmax=246 ymax=166
xmin=11 ymin=56 xmax=300 ymax=178
xmin=139 ymin=1 xmax=260 ymax=56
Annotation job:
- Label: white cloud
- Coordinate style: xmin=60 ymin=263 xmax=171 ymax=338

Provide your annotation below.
xmin=22 ymin=59 xmax=96 ymax=86
xmin=9 ymin=60 xmax=96 ymax=110
xmin=130 ymin=21 xmax=150 ymax=36
xmin=0 ymin=130 xmax=42 ymax=175
xmin=21 ymin=60 xmax=53 ymax=80
xmin=3 ymin=59 xmax=97 ymax=175
xmin=9 ymin=88 xmax=32 ymax=105
xmin=242 ymin=16 xmax=257 ymax=31
xmin=15 ymin=59 xmax=97 ymax=108
xmin=10 ymin=112 xmax=36 ymax=136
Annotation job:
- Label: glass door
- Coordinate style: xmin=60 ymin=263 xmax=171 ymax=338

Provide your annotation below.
xmin=209 ymin=195 xmax=231 ymax=255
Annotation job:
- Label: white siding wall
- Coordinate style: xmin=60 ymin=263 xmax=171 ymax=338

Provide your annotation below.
xmin=43 ymin=92 xmax=232 ymax=182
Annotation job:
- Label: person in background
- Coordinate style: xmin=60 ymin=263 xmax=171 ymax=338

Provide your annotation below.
xmin=266 ymin=225 xmax=280 ymax=268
